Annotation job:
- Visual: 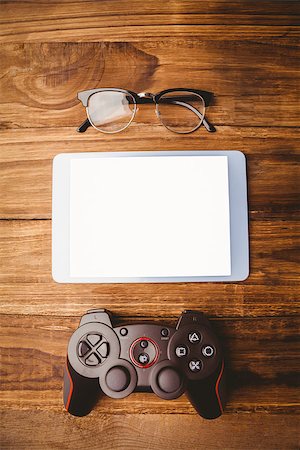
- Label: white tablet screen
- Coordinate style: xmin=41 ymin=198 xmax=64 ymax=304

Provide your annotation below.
xmin=69 ymin=155 xmax=231 ymax=278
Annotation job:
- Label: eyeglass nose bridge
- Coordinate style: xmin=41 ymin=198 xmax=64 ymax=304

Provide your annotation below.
xmin=138 ymin=92 xmax=161 ymax=119
xmin=138 ymin=92 xmax=155 ymax=100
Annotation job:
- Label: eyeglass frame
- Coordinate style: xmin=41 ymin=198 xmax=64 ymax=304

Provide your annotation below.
xmin=77 ymin=88 xmax=216 ymax=134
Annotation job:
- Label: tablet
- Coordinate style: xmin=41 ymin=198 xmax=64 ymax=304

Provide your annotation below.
xmin=52 ymin=151 xmax=249 ymax=283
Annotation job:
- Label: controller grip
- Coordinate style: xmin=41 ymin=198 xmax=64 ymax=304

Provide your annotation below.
xmin=186 ymin=360 xmax=226 ymax=419
xmin=63 ymin=358 xmax=102 ymax=416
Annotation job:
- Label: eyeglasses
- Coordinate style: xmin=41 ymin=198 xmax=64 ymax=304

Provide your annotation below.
xmin=77 ymin=88 xmax=216 ymax=135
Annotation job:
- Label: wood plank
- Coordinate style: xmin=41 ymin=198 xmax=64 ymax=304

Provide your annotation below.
xmin=1 ymin=411 xmax=299 ymax=450
xmin=1 ymin=281 xmax=300 ymax=318
xmin=0 ymin=20 xmax=299 ymax=44
xmin=0 ymin=219 xmax=299 ymax=318
xmin=0 ymin=41 xmax=299 ymax=129
xmin=1 ymin=40 xmax=299 ymax=91
xmin=0 ymin=314 xmax=299 ymax=414
xmin=1 ymin=0 xmax=300 ymax=46
xmin=1 ymin=1 xmax=300 ymax=26
xmin=1 ymin=126 xmax=299 ymax=155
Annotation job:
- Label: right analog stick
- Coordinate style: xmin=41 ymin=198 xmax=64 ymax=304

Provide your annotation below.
xmin=105 ymin=366 xmax=130 ymax=392
xmin=157 ymin=367 xmax=182 ymax=393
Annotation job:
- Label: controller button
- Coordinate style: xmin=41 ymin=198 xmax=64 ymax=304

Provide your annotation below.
xmin=130 ymin=337 xmax=159 ymax=368
xmin=87 ymin=334 xmax=101 ymax=346
xmin=120 ymin=328 xmax=128 ymax=336
xmin=85 ymin=353 xmax=101 ymax=366
xmin=175 ymin=345 xmax=188 ymax=358
xmin=106 ymin=366 xmax=130 ymax=392
xmin=161 ymin=328 xmax=169 ymax=337
xmin=202 ymin=345 xmax=214 ymax=357
xmin=188 ymin=331 xmax=201 ymax=344
xmin=140 ymin=340 xmax=148 ymax=349
xmin=138 ymin=353 xmax=150 ymax=365
xmin=189 ymin=359 xmax=203 ymax=372
xmin=78 ymin=341 xmax=91 ymax=357
xmin=97 ymin=341 xmax=109 ymax=358
xmin=157 ymin=368 xmax=182 ymax=393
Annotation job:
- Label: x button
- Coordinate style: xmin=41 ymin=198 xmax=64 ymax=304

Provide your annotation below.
xmin=189 ymin=359 xmax=202 ymax=372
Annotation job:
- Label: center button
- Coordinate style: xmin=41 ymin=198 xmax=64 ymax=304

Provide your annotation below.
xmin=140 ymin=340 xmax=148 ymax=349
xmin=129 ymin=337 xmax=159 ymax=369
xmin=138 ymin=353 xmax=150 ymax=365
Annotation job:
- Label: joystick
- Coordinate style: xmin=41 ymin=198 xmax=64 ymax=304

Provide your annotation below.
xmin=63 ymin=309 xmax=226 ymax=419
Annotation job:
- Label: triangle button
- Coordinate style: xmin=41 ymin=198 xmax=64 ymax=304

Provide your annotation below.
xmin=188 ymin=332 xmax=201 ymax=343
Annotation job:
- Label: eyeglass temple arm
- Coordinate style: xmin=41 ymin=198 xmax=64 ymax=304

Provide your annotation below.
xmin=77 ymin=118 xmax=91 ymax=133
xmin=203 ymin=117 xmax=216 ymax=133
xmin=180 ymin=102 xmax=215 ymax=132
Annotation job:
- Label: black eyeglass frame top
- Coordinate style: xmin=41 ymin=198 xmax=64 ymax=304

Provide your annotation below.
xmin=77 ymin=88 xmax=216 ymax=134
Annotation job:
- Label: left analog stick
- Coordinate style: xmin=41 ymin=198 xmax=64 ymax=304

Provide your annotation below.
xmin=105 ymin=366 xmax=130 ymax=392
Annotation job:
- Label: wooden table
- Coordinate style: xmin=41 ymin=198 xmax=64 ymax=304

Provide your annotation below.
xmin=0 ymin=1 xmax=299 ymax=449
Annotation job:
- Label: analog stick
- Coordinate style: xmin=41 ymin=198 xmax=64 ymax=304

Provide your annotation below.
xmin=105 ymin=366 xmax=130 ymax=392
xmin=157 ymin=367 xmax=182 ymax=393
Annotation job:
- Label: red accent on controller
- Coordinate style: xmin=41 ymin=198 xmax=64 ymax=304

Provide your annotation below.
xmin=65 ymin=361 xmax=74 ymax=411
xmin=129 ymin=336 xmax=159 ymax=369
xmin=215 ymin=360 xmax=224 ymax=413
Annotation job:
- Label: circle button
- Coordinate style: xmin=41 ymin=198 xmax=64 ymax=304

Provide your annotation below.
xmin=120 ymin=328 xmax=128 ymax=336
xmin=157 ymin=368 xmax=182 ymax=393
xmin=105 ymin=366 xmax=130 ymax=392
xmin=202 ymin=345 xmax=214 ymax=357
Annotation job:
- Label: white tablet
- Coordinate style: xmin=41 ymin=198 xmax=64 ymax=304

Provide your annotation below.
xmin=52 ymin=151 xmax=249 ymax=283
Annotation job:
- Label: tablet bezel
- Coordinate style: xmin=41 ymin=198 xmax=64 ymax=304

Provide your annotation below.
xmin=52 ymin=151 xmax=249 ymax=283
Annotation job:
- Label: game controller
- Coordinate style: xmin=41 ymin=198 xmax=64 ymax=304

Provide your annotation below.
xmin=63 ymin=309 xmax=226 ymax=419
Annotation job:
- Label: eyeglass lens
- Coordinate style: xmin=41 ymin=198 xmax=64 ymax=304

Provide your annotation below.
xmin=156 ymin=90 xmax=205 ymax=133
xmin=87 ymin=90 xmax=136 ymax=133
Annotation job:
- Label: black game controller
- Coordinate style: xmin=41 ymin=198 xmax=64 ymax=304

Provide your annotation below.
xmin=64 ymin=309 xmax=226 ymax=419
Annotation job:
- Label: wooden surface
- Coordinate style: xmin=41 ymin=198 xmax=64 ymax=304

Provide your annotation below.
xmin=0 ymin=1 xmax=299 ymax=449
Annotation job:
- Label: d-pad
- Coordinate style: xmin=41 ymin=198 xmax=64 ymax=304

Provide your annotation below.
xmin=77 ymin=333 xmax=110 ymax=367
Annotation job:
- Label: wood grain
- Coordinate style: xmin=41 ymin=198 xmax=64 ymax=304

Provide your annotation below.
xmin=0 ymin=219 xmax=299 ymax=318
xmin=0 ymin=1 xmax=299 ymax=449
xmin=0 ymin=21 xmax=299 ymax=44
xmin=1 ymin=1 xmax=300 ymax=26
xmin=1 ymin=143 xmax=299 ymax=218
xmin=0 ymin=41 xmax=299 ymax=129
xmin=1 ymin=1 xmax=300 ymax=44
xmin=1 ymin=412 xmax=299 ymax=450
xmin=1 ymin=314 xmax=299 ymax=414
